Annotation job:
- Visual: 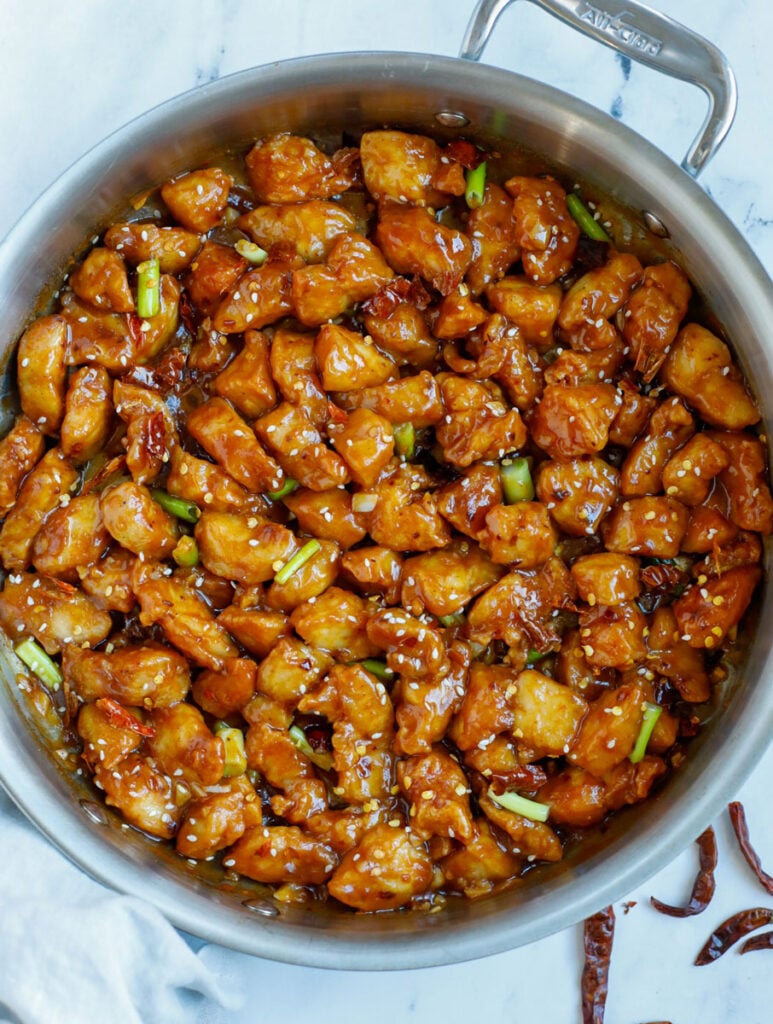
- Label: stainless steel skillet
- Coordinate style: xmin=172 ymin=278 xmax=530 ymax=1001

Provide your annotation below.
xmin=0 ymin=0 xmax=770 ymax=969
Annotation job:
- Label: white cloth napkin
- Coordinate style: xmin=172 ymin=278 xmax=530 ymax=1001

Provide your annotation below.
xmin=0 ymin=788 xmax=243 ymax=1024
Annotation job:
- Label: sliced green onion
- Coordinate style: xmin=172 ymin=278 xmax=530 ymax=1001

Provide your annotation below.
xmin=15 ymin=638 xmax=62 ymax=690
xmin=501 ymin=457 xmax=534 ymax=503
xmin=235 ymin=239 xmax=268 ymax=265
xmin=172 ymin=535 xmax=199 ymax=567
xmin=439 ymin=612 xmax=466 ymax=628
xmin=273 ymin=539 xmax=321 ymax=585
xmin=488 ymin=787 xmax=550 ymax=823
xmin=393 ymin=422 xmax=415 ymax=460
xmin=150 ymin=489 xmax=200 ymax=523
xmin=359 ymin=658 xmax=395 ymax=684
xmin=214 ymin=722 xmax=247 ymax=777
xmin=566 ymin=193 xmax=612 ymax=243
xmin=289 ymin=724 xmax=334 ymax=771
xmin=267 ymin=478 xmax=299 ymax=501
xmin=478 ymin=644 xmax=497 ymax=666
xmin=136 ymin=258 xmax=161 ymax=318
xmin=526 ymin=648 xmax=548 ymax=666
xmin=464 ymin=161 xmax=487 ymax=209
xmin=629 ymin=702 xmax=663 ymax=764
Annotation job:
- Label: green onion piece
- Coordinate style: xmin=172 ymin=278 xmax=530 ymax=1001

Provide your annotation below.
xmin=526 ymin=648 xmax=548 ymax=666
xmin=566 ymin=193 xmax=612 ymax=243
xmin=150 ymin=489 xmax=201 ymax=523
xmin=393 ymin=422 xmax=415 ymax=460
xmin=465 ymin=161 xmax=487 ymax=209
xmin=214 ymin=722 xmax=247 ymax=778
xmin=501 ymin=457 xmax=534 ymax=503
xmin=478 ymin=644 xmax=497 ymax=666
xmin=359 ymin=658 xmax=395 ymax=683
xmin=267 ymin=478 xmax=299 ymax=501
xmin=136 ymin=258 xmax=161 ymax=318
xmin=235 ymin=239 xmax=268 ymax=265
xmin=629 ymin=702 xmax=663 ymax=764
xmin=439 ymin=612 xmax=466 ymax=628
xmin=274 ymin=539 xmax=321 ymax=585
xmin=172 ymin=535 xmax=199 ymax=567
xmin=289 ymin=724 xmax=334 ymax=771
xmin=15 ymin=638 xmax=62 ymax=690
xmin=488 ymin=787 xmax=550 ymax=822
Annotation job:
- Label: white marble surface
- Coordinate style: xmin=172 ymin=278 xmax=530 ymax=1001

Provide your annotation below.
xmin=2 ymin=1 xmax=773 ymax=1022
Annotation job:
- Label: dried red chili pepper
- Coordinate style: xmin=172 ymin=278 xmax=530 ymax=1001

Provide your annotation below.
xmin=485 ymin=763 xmax=548 ymax=793
xmin=640 ymin=562 xmax=686 ymax=592
xmin=443 ymin=139 xmax=482 ymax=170
xmin=740 ymin=930 xmax=773 ymax=955
xmin=694 ymin=907 xmax=773 ymax=965
xmin=582 ymin=905 xmax=615 ymax=1024
xmin=360 ymin=275 xmax=431 ymax=317
xmin=143 ymin=411 xmax=167 ymax=462
xmin=650 ymin=826 xmax=717 ymax=917
xmin=95 ymin=697 xmax=156 ymax=738
xmin=728 ymin=801 xmax=773 ymax=896
xmin=127 ymin=312 xmax=144 ymax=347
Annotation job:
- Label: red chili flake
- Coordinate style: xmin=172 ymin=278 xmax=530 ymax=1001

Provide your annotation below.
xmin=95 ymin=697 xmax=155 ymax=738
xmin=651 ymin=826 xmax=717 ymax=917
xmin=728 ymin=801 xmax=773 ymax=896
xmin=695 ymin=907 xmax=773 ymax=965
xmin=622 ymin=901 xmax=637 ymax=915
xmin=582 ymin=905 xmax=615 ymax=1024
xmin=443 ymin=139 xmax=483 ymax=170
xmin=740 ymin=930 xmax=773 ymax=955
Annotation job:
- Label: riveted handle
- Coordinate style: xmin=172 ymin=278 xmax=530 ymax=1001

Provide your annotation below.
xmin=459 ymin=0 xmax=737 ymax=178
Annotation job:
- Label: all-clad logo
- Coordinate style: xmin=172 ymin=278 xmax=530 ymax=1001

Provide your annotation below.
xmin=577 ymin=2 xmax=663 ymax=56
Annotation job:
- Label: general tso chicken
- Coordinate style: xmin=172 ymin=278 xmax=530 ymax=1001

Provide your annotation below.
xmin=1 ymin=128 xmax=768 ymax=911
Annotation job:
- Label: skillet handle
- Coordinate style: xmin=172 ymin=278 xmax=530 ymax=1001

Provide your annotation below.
xmin=459 ymin=0 xmax=737 ymax=178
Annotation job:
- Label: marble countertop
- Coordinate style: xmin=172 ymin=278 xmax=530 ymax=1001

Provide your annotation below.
xmin=2 ymin=2 xmax=772 ymax=1022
